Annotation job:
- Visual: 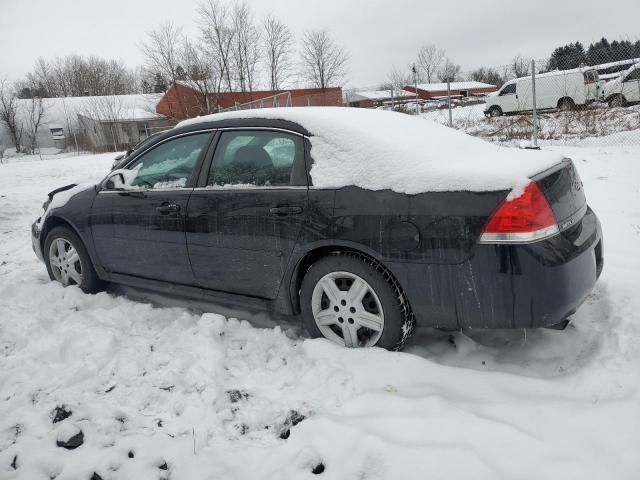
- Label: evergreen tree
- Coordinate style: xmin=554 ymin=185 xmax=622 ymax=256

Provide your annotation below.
xmin=548 ymin=42 xmax=587 ymax=70
xmin=153 ymin=73 xmax=168 ymax=93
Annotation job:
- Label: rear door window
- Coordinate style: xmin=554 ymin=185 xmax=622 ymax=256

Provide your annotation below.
xmin=208 ymin=130 xmax=306 ymax=187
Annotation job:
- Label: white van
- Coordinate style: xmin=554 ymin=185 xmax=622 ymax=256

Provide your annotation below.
xmin=603 ymin=63 xmax=640 ymax=107
xmin=484 ymin=68 xmax=600 ymax=117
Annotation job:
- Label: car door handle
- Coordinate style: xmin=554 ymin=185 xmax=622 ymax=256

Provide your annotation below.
xmin=269 ymin=205 xmax=303 ymax=216
xmin=156 ymin=203 xmax=181 ymax=214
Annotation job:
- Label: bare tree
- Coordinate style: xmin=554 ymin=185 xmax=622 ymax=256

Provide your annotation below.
xmin=300 ymin=29 xmax=349 ymax=89
xmin=416 ymin=45 xmax=445 ymax=84
xmin=388 ymin=67 xmax=411 ymax=96
xmin=230 ymin=2 xmax=261 ymax=94
xmin=182 ymin=37 xmax=216 ymax=115
xmin=438 ymin=58 xmax=461 ymax=83
xmin=80 ymin=95 xmax=126 ymax=151
xmin=22 ymin=55 xmax=138 ymax=98
xmin=197 ymin=0 xmax=235 ymax=108
xmin=263 ymin=14 xmax=294 ymax=91
xmin=0 ymin=78 xmax=23 ymax=153
xmin=512 ymin=55 xmax=530 ymax=78
xmin=24 ymin=95 xmax=47 ymax=153
xmin=140 ymin=22 xmax=184 ymax=86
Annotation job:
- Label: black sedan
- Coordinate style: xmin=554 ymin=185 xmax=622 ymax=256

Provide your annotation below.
xmin=32 ymin=108 xmax=603 ymax=350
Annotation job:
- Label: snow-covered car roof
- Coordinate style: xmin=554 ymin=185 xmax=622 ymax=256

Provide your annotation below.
xmin=178 ymin=107 xmax=562 ymax=195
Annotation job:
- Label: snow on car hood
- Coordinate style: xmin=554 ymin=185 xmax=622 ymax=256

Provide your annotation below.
xmin=179 ymin=107 xmax=563 ymax=195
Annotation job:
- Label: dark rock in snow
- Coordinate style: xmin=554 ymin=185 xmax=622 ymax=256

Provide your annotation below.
xmin=127 ymin=451 xmax=135 ymax=459
xmin=104 ymin=385 xmax=116 ymax=393
xmin=311 ymin=463 xmax=325 ymax=475
xmin=279 ymin=410 xmax=307 ymax=439
xmin=10 ymin=455 xmax=17 ymax=470
xmin=158 ymin=462 xmax=168 ymax=470
xmin=52 ymin=405 xmax=72 ymax=424
xmin=227 ymin=389 xmax=249 ymax=403
xmin=57 ymin=430 xmax=84 ymax=450
xmin=286 ymin=410 xmax=306 ymax=427
xmin=90 ymin=473 xmax=104 ymax=480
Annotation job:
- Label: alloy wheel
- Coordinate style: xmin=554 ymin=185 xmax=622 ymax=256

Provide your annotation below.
xmin=311 ymin=271 xmax=385 ymax=348
xmin=48 ymin=238 xmax=83 ymax=286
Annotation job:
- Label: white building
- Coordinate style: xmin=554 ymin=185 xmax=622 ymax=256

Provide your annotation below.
xmin=0 ymin=93 xmax=166 ymax=153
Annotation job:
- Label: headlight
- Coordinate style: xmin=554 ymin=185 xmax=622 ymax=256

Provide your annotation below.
xmin=42 ymin=198 xmax=52 ymax=211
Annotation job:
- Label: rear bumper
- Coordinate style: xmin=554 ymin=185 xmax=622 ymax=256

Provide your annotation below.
xmin=394 ymin=207 xmax=603 ymax=329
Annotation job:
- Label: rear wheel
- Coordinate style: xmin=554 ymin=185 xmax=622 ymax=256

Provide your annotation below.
xmin=558 ymin=98 xmax=576 ymax=112
xmin=44 ymin=226 xmax=105 ymax=293
xmin=608 ymin=94 xmax=627 ymax=108
xmin=300 ymin=253 xmax=414 ymax=350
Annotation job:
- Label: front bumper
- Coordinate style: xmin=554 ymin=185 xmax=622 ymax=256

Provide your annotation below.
xmin=32 ymin=220 xmax=44 ymax=262
xmin=393 ymin=207 xmax=603 ymax=329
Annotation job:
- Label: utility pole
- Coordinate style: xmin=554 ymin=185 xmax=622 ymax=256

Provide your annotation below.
xmin=531 ymin=59 xmax=539 ymax=149
xmin=447 ymin=79 xmax=453 ymax=128
xmin=413 ymin=64 xmax=419 ymax=115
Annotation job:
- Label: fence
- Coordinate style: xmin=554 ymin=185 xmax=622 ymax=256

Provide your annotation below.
xmin=220 ymin=90 xmax=342 ymax=112
xmin=405 ymin=52 xmax=640 ymax=147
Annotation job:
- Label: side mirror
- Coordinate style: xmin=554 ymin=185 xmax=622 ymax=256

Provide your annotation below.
xmin=105 ymin=172 xmax=125 ymax=190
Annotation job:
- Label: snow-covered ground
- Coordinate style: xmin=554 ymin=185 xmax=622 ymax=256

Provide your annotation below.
xmin=0 ymin=141 xmax=639 ymax=480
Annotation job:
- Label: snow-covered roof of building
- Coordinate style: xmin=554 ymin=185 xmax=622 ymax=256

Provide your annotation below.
xmin=178 ymin=107 xmax=562 ymax=195
xmin=15 ymin=94 xmax=163 ymax=129
xmin=414 ymin=81 xmax=497 ymax=92
xmin=349 ymin=90 xmax=415 ymax=101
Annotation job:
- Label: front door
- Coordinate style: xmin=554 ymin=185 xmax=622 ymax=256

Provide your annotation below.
xmin=91 ymin=131 xmax=213 ymax=284
xmin=186 ymin=129 xmax=308 ymax=299
xmin=495 ymin=82 xmax=519 ymax=113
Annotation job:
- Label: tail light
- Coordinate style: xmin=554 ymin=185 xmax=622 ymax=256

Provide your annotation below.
xmin=479 ymin=182 xmax=559 ymax=244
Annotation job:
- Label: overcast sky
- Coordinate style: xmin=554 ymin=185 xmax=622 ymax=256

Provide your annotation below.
xmin=1 ymin=0 xmax=639 ymax=88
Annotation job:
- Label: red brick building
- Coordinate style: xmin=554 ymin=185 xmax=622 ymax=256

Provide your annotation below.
xmin=404 ymin=81 xmax=497 ymax=100
xmin=156 ymin=82 xmax=343 ymax=121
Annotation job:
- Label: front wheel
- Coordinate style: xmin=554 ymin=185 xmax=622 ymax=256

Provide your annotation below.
xmin=300 ymin=254 xmax=414 ymax=350
xmin=44 ymin=226 xmax=105 ymax=293
xmin=487 ymin=106 xmax=503 ymax=117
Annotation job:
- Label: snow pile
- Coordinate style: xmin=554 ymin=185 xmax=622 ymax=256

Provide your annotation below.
xmin=1 ymin=147 xmax=640 ymax=479
xmin=179 ymin=107 xmax=563 ymax=194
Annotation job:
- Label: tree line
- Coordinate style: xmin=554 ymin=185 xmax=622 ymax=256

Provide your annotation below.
xmin=547 ymin=38 xmax=640 ymax=71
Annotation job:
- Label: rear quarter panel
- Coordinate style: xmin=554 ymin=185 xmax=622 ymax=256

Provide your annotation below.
xmin=331 ymin=186 xmax=507 ymax=264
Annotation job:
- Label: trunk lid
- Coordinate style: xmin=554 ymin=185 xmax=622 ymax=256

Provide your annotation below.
xmin=533 ymin=158 xmax=587 ymax=232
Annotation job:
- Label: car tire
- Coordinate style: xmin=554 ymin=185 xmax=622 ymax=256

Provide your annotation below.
xmin=488 ymin=106 xmax=503 ymax=117
xmin=44 ymin=226 xmax=105 ymax=293
xmin=608 ymin=94 xmax=626 ymax=108
xmin=300 ymin=253 xmax=415 ymax=350
xmin=558 ymin=98 xmax=576 ymax=112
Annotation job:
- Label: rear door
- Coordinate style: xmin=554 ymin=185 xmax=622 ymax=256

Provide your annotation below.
xmin=91 ymin=131 xmax=213 ymax=284
xmin=186 ymin=129 xmax=308 ymax=299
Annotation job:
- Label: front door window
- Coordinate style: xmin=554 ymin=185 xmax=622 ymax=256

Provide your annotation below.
xmin=123 ymin=133 xmax=211 ymax=189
